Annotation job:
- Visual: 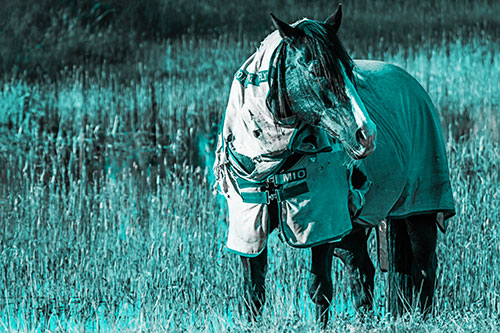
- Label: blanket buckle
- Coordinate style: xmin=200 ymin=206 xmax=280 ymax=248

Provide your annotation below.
xmin=267 ymin=191 xmax=277 ymax=203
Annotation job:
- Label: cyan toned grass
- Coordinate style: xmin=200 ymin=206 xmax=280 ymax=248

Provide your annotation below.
xmin=0 ymin=30 xmax=499 ymax=332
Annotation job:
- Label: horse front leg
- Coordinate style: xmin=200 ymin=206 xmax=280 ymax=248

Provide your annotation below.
xmin=333 ymin=227 xmax=375 ymax=315
xmin=240 ymin=247 xmax=268 ymax=322
xmin=309 ymin=243 xmax=334 ymax=329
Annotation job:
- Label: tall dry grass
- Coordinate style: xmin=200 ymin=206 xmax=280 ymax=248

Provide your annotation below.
xmin=0 ymin=6 xmax=499 ymax=331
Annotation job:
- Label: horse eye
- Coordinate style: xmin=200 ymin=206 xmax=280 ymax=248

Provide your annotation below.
xmin=303 ymin=48 xmax=313 ymax=63
xmin=308 ymin=60 xmax=322 ymax=77
xmin=298 ymin=53 xmax=309 ymax=67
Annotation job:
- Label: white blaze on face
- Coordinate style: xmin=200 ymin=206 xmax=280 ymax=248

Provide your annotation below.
xmin=339 ymin=63 xmax=377 ymax=157
xmin=339 ymin=63 xmax=374 ymax=132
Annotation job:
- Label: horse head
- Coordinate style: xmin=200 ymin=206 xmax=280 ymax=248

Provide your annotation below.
xmin=270 ymin=4 xmax=376 ymax=159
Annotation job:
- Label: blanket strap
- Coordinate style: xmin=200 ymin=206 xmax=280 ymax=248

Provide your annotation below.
xmin=240 ymin=191 xmax=269 ymax=204
xmin=240 ymin=182 xmax=309 ymax=204
xmin=276 ymin=182 xmax=309 ymax=201
xmin=235 ymin=152 xmax=308 ymax=204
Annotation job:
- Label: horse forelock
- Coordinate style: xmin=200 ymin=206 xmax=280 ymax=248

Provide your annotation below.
xmin=267 ymin=19 xmax=355 ymax=125
xmin=295 ymin=19 xmax=355 ymax=103
xmin=267 ymin=42 xmax=296 ymax=125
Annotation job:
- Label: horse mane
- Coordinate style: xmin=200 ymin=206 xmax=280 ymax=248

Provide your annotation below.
xmin=267 ymin=19 xmax=355 ymax=124
xmin=297 ymin=19 xmax=355 ymax=99
xmin=267 ymin=43 xmax=296 ymax=125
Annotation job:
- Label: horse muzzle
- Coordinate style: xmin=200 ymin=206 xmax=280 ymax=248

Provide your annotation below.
xmin=353 ymin=125 xmax=376 ymax=159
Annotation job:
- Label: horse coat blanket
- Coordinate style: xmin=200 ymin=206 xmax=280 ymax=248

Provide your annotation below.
xmin=214 ymin=31 xmax=455 ymax=256
xmin=214 ymin=31 xmax=356 ymax=256
xmin=353 ymin=60 xmax=455 ymax=227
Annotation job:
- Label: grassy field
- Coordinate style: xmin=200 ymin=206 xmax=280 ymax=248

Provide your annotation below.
xmin=1 ymin=2 xmax=500 ymax=332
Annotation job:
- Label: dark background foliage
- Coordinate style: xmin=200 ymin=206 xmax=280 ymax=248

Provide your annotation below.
xmin=1 ymin=0 xmax=499 ymax=80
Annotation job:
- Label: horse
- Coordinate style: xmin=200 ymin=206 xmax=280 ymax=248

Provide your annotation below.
xmin=214 ymin=4 xmax=455 ymax=327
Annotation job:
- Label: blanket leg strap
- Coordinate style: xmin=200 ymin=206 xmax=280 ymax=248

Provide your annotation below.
xmin=377 ymin=219 xmax=389 ymax=272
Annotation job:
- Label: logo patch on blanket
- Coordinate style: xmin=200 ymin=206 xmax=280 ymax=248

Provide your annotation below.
xmin=274 ymin=168 xmax=306 ymax=185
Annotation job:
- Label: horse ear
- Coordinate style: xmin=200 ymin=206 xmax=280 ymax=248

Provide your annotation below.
xmin=324 ymin=3 xmax=342 ymax=33
xmin=270 ymin=13 xmax=299 ymax=41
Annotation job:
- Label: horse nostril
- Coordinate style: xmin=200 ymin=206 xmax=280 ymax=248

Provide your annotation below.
xmin=356 ymin=128 xmax=368 ymax=143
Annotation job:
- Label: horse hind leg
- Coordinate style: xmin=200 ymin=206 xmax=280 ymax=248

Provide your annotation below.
xmin=387 ymin=214 xmax=437 ymax=317
xmin=333 ymin=227 xmax=375 ymax=315
xmin=309 ymin=243 xmax=334 ymax=329
xmin=406 ymin=213 xmax=438 ymax=317
xmin=240 ymin=248 xmax=268 ymax=322
xmin=387 ymin=218 xmax=413 ymax=316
